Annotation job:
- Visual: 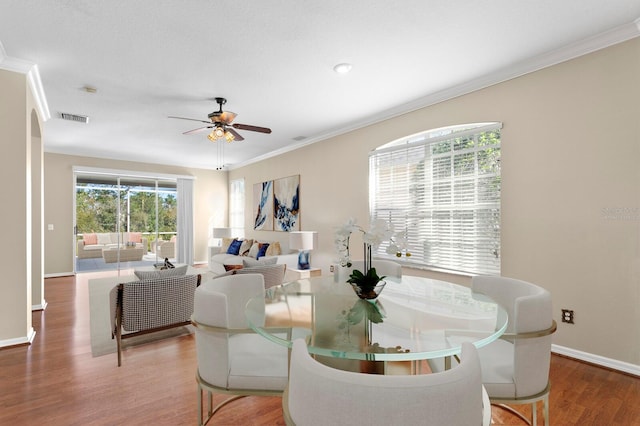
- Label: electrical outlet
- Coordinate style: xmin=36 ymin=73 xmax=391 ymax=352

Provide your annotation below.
xmin=330 ymin=265 xmax=335 ymax=273
xmin=561 ymin=309 xmax=574 ymax=324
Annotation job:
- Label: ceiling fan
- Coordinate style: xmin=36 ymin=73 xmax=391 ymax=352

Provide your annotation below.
xmin=169 ymin=97 xmax=271 ymax=142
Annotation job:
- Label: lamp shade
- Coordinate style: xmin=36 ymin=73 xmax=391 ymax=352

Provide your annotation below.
xmin=213 ymin=227 xmax=232 ymax=239
xmin=289 ymin=231 xmax=318 ymax=251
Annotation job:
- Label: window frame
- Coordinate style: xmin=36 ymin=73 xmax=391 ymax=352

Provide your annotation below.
xmin=229 ymin=178 xmax=245 ymax=238
xmin=369 ymin=122 xmax=502 ymax=276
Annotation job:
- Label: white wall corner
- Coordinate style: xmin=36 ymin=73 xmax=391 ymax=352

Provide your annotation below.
xmin=552 ymin=344 xmax=640 ymax=377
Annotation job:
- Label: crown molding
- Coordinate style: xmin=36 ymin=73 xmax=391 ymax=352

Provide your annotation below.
xmin=231 ymin=18 xmax=640 ymax=170
xmin=0 ymin=41 xmax=51 ymax=122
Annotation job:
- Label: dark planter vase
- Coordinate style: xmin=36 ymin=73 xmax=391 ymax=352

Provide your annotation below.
xmin=350 ymin=281 xmax=386 ymax=300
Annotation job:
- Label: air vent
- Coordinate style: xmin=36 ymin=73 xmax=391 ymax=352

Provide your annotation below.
xmin=292 ymin=136 xmax=306 ymax=141
xmin=60 ymin=112 xmax=90 ymax=124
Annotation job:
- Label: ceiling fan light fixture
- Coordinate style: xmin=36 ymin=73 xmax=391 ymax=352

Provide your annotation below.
xmin=171 ymin=97 xmax=271 ymax=144
xmin=208 ymin=126 xmax=226 ymax=142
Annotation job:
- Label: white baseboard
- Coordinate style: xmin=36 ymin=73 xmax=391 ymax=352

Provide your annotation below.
xmin=552 ymin=344 xmax=640 ymax=377
xmin=32 ymin=300 xmax=48 ymax=311
xmin=0 ymin=327 xmax=36 ymax=349
xmin=44 ymin=272 xmax=75 ymax=278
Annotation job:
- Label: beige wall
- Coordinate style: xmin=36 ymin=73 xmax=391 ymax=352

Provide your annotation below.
xmin=0 ymin=69 xmax=38 ymax=344
xmin=31 ymin=111 xmax=45 ymax=310
xmin=43 ymin=153 xmax=228 ymax=275
xmin=230 ymin=38 xmax=640 ymax=367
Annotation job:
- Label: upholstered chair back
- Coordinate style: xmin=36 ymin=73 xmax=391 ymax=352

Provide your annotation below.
xmin=234 ymin=263 xmax=286 ymax=289
xmin=285 ymin=339 xmax=483 ymax=425
xmin=196 ymin=273 xmax=266 ymax=329
xmin=193 ymin=273 xmax=272 ymax=389
xmin=472 ymin=275 xmax=554 ymax=399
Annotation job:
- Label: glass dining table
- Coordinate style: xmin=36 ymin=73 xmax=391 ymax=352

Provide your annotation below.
xmin=245 ymin=274 xmax=508 ymax=364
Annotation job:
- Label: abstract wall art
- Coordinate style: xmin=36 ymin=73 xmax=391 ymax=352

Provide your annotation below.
xmin=274 ymin=175 xmax=300 ymax=231
xmin=253 ymin=180 xmax=273 ymax=230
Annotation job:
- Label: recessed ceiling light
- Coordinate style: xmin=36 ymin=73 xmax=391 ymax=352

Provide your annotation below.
xmin=333 ymin=63 xmax=352 ymax=74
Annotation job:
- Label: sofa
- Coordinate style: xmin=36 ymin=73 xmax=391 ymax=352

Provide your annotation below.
xmin=208 ymin=237 xmax=298 ymax=275
xmin=77 ymin=232 xmax=148 ymax=259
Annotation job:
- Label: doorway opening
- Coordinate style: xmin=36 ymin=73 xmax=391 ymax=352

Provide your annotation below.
xmin=74 ymin=171 xmax=177 ymax=273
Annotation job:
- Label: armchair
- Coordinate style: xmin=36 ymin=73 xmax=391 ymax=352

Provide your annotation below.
xmin=153 ymin=236 xmax=176 ymax=259
xmin=110 ymin=273 xmax=201 ymax=366
xmin=471 ymin=275 xmax=557 ymax=426
xmin=192 ymin=273 xmax=302 ymax=425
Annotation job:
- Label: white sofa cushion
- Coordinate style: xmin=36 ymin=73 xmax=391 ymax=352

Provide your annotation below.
xmin=97 ymin=233 xmax=112 ymax=245
xmin=242 ymin=257 xmax=278 ymax=267
xmin=212 ymin=253 xmax=244 ymax=266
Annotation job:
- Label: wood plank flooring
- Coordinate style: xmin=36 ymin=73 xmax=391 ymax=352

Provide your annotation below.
xmin=0 ymin=272 xmax=638 ymax=425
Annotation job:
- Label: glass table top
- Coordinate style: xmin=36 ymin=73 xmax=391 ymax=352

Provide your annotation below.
xmin=245 ymin=275 xmax=508 ymax=362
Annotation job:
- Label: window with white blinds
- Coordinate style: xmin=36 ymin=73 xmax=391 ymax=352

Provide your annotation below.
xmin=229 ymin=178 xmax=245 ymax=238
xmin=369 ymin=123 xmax=501 ymax=275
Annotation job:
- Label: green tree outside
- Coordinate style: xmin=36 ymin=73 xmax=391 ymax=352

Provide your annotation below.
xmin=76 ymin=184 xmax=177 ymax=248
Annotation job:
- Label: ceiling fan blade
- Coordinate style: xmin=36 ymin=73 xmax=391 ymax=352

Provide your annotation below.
xmin=227 ymin=127 xmax=244 ymax=141
xmin=168 ymin=115 xmax=211 ymax=124
xmin=232 ymin=123 xmax=272 ymax=134
xmin=183 ymin=126 xmax=213 ymax=135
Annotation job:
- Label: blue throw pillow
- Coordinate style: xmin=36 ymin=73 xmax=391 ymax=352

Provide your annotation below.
xmin=257 ymin=243 xmax=270 ymax=258
xmin=226 ymin=239 xmax=243 ymax=255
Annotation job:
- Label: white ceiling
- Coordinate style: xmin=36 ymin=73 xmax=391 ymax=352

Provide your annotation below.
xmin=1 ymin=1 xmax=639 ymax=170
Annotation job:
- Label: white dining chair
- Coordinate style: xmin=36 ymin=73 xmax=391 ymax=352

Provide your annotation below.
xmin=471 ymin=275 xmax=557 ymax=426
xmin=283 ymin=339 xmax=488 ymax=426
xmin=192 ymin=273 xmax=296 ymax=425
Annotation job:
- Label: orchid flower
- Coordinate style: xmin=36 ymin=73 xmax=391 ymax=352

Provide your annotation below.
xmin=334 ymin=217 xmax=395 ymax=267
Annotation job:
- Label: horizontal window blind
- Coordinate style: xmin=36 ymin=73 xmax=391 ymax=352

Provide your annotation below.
xmin=369 ymin=124 xmax=501 ymax=275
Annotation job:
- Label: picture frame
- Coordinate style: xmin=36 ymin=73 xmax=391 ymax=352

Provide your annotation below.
xmin=273 ymin=175 xmax=300 ymax=231
xmin=253 ymin=180 xmax=274 ymax=230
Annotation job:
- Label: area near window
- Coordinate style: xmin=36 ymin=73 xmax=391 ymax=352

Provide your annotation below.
xmin=369 ymin=122 xmax=502 ymax=275
xmin=229 ymin=178 xmax=245 ymax=238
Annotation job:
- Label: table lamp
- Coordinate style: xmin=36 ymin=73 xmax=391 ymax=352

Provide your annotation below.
xmin=289 ymin=231 xmax=318 ymax=270
xmin=213 ymin=227 xmax=232 ymax=246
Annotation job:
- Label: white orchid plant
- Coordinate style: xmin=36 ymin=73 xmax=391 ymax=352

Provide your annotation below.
xmin=334 ymin=217 xmax=395 ymax=268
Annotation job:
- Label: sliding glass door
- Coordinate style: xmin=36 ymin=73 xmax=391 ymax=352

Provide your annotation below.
xmin=74 ymin=172 xmax=177 ymax=273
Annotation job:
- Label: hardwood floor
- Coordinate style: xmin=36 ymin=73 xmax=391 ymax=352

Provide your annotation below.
xmin=0 ymin=273 xmax=638 ymax=425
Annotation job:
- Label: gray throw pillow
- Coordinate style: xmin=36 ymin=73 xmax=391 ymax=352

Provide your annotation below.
xmin=235 ymin=263 xmax=286 ymax=289
xmin=134 ymin=264 xmax=189 ymax=280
